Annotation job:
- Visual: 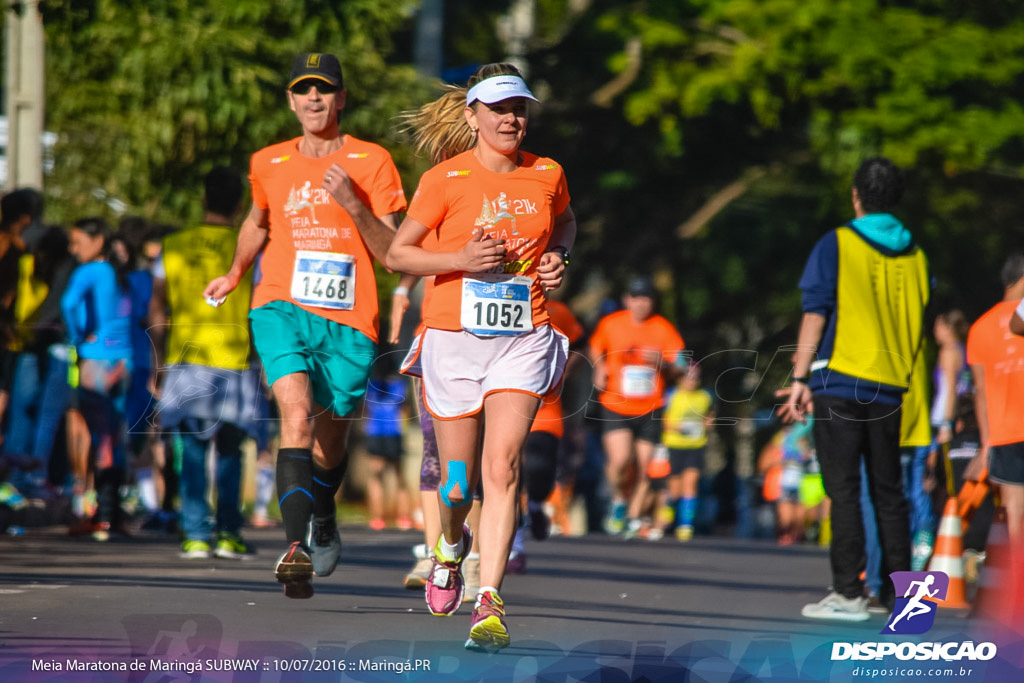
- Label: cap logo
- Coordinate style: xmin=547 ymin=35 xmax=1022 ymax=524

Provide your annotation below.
xmin=307 ymin=54 xmax=321 ymax=68
xmin=465 ymin=75 xmax=538 ymax=106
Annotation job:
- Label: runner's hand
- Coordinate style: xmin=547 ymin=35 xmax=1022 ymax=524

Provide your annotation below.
xmin=536 ymin=251 xmax=565 ymax=291
xmin=389 ymin=292 xmax=410 ymax=345
xmin=323 ymin=164 xmax=359 ymax=212
xmin=776 ymin=383 xmax=813 ymax=424
xmin=204 ymin=275 xmax=237 ymax=302
xmin=963 ymin=445 xmax=988 ymax=482
xmin=458 ymin=228 xmax=506 ymax=272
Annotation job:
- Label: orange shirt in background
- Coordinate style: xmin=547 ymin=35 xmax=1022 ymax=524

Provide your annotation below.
xmin=966 ymin=299 xmax=1024 ymax=447
xmin=532 ymin=299 xmax=584 ymax=437
xmin=589 ymin=310 xmax=685 ymax=416
xmin=249 ymin=135 xmax=407 ymax=343
xmin=406 ymin=150 xmax=571 ymax=332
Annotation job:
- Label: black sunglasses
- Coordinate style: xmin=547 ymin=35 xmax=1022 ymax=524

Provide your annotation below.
xmin=290 ymin=79 xmax=341 ymax=95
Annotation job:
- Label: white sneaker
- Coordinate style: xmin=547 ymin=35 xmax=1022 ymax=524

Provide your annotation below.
xmin=801 ymin=591 xmax=870 ymax=622
xmin=462 ymin=555 xmax=481 ymax=603
xmin=404 ymin=556 xmax=434 ymax=590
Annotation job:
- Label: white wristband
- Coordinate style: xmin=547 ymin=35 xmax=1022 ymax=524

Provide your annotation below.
xmin=393 ymin=286 xmax=409 ymax=297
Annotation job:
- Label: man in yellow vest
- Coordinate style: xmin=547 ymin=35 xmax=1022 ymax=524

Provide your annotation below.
xmin=780 ymin=157 xmax=930 ymax=621
xmin=149 ymin=167 xmax=259 ymax=560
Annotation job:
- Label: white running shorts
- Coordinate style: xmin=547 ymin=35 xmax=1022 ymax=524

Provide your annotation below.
xmin=401 ymin=325 xmax=568 ymax=419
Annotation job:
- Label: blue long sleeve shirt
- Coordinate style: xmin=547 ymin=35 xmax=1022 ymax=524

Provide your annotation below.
xmin=60 ymin=261 xmax=132 ymax=362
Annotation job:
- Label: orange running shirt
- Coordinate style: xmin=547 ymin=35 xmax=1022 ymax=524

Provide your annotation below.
xmin=406 ymin=150 xmax=571 ymax=332
xmin=532 ymin=299 xmax=584 ymax=437
xmin=589 ymin=310 xmax=685 ymax=416
xmin=966 ymin=299 xmax=1024 ymax=446
xmin=249 ymin=135 xmax=407 ymax=343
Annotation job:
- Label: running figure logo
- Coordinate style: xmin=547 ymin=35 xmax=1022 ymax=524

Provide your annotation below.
xmin=884 ymin=571 xmax=949 ymax=635
xmin=285 ymin=181 xmax=320 ymax=224
xmin=474 ymin=192 xmax=519 ymax=235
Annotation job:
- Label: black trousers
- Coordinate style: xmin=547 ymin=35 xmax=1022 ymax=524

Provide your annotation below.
xmin=812 ymin=395 xmax=911 ymax=604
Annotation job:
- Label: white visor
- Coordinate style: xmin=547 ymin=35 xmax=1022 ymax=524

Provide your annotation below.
xmin=465 ymin=75 xmax=539 ymax=106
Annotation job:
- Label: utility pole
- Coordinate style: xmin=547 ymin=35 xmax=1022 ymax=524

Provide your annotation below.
xmin=5 ymin=0 xmax=46 ymax=191
xmin=499 ymin=0 xmax=535 ymax=78
xmin=413 ymin=0 xmax=444 ymax=78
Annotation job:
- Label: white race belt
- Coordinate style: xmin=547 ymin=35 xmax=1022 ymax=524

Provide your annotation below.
xmin=460 ymin=273 xmax=534 ymax=336
xmin=291 ymin=250 xmax=356 ymax=310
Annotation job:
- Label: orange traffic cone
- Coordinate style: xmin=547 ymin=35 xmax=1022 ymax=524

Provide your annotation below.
xmin=971 ymin=507 xmax=1011 ymax=625
xmin=927 ymin=497 xmax=970 ymax=609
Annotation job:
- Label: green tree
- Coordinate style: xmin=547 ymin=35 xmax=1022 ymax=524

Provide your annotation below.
xmin=40 ymin=0 xmax=431 ymax=224
xmin=515 ymin=0 xmax=1024 ymax=418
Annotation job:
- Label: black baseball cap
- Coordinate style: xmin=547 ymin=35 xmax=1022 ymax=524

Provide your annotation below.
xmin=627 ymin=276 xmax=656 ymax=298
xmin=288 ymin=53 xmax=344 ymax=90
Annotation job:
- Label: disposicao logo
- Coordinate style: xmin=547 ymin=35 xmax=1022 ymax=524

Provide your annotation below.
xmin=830 ymin=571 xmax=997 ymax=663
xmin=885 ymin=571 xmax=947 ymax=635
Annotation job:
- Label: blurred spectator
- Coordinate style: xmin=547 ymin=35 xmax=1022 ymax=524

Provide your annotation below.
xmin=1 ymin=226 xmax=75 ymax=498
xmin=782 ymin=157 xmax=929 ymax=621
xmin=62 ymin=217 xmax=134 ymax=541
xmin=0 ymin=189 xmax=44 ymax=442
xmin=149 ymin=166 xmax=257 ymax=560
xmin=362 ymin=359 xmax=413 ymax=531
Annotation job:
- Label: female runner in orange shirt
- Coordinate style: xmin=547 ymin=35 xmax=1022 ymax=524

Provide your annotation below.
xmin=386 ymin=63 xmax=576 ymax=651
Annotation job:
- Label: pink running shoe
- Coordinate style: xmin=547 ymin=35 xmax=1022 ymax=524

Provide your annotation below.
xmin=465 ymin=590 xmax=511 ymax=651
xmin=425 ymin=525 xmax=473 ymax=616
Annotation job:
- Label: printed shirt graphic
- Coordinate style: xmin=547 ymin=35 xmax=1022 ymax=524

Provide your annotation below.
xmin=966 ymin=299 xmax=1024 ymax=446
xmin=249 ymin=136 xmax=407 ymax=343
xmin=884 ymin=571 xmax=948 ymax=635
xmin=589 ymin=310 xmax=685 ymax=416
xmin=405 ymin=150 xmax=571 ymax=332
xmin=531 ymin=299 xmax=584 ymax=437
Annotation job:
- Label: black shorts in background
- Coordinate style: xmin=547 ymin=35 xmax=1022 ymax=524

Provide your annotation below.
xmin=599 ymin=404 xmax=663 ymax=444
xmin=365 ymin=434 xmax=403 ymax=461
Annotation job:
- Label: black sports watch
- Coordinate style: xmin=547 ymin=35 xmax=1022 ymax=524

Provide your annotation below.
xmin=548 ymin=245 xmax=570 ymax=266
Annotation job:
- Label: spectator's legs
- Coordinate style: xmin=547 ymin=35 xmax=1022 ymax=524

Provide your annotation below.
xmin=863 ymin=402 xmax=910 ymax=607
xmin=178 ymin=423 xmax=213 ymax=543
xmin=812 ymin=395 xmax=870 ymax=601
xmin=214 ymin=422 xmax=247 ymax=537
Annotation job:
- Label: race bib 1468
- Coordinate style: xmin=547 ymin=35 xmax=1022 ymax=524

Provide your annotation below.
xmin=291 ymin=250 xmax=356 ymax=310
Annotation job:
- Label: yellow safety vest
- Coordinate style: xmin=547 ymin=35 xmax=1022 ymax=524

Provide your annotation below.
xmin=162 ymin=224 xmax=251 ymax=370
xmin=829 ymin=227 xmax=929 ymax=389
xmin=900 ymin=347 xmax=932 ymax=448
xmin=12 ymin=254 xmax=47 ymax=350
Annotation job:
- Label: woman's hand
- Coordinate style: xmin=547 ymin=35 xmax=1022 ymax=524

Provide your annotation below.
xmin=457 ymin=228 xmax=507 ymax=272
xmin=536 ymin=251 xmax=566 ymax=291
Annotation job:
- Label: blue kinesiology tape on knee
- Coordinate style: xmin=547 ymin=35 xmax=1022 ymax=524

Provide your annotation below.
xmin=440 ymin=461 xmax=472 ymax=508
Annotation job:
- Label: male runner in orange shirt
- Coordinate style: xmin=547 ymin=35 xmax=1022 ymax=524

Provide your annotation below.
xmin=589 ymin=277 xmax=685 ymax=535
xmin=205 ymin=52 xmax=406 ymax=599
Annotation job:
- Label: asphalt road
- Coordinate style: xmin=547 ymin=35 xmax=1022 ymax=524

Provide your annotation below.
xmin=0 ymin=524 xmax=1020 ymax=682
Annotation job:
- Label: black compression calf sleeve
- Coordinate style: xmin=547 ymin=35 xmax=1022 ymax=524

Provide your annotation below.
xmin=312 ymin=460 xmax=347 ymax=518
xmin=277 ymin=448 xmax=314 ymax=544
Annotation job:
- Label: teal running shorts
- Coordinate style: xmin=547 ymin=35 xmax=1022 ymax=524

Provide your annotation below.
xmin=249 ymin=300 xmax=375 ymax=417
